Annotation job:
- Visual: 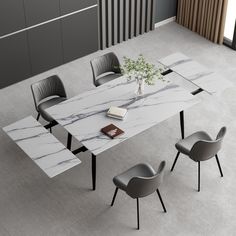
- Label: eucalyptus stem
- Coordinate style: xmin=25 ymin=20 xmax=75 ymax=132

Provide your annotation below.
xmin=120 ymin=55 xmax=164 ymax=85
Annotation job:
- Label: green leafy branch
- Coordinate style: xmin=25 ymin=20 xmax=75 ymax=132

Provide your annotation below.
xmin=121 ymin=55 xmax=164 ymax=85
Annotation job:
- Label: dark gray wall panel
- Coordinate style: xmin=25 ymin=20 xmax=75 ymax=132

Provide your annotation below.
xmin=27 ymin=21 xmax=63 ymax=75
xmin=151 ymin=0 xmax=156 ymax=29
xmin=99 ymin=0 xmax=155 ymax=49
xmin=145 ymin=0 xmax=152 ymax=32
xmin=61 ymin=7 xmax=98 ymax=62
xmin=0 ymin=0 xmax=26 ymax=36
xmin=155 ymin=0 xmax=177 ymax=23
xmin=129 ymin=0 xmax=135 ymax=38
xmin=140 ymin=0 xmax=146 ymax=34
xmin=100 ymin=0 xmax=107 ymax=49
xmin=119 ymin=0 xmax=124 ymax=43
xmin=107 ymin=0 xmax=112 ymax=47
xmin=24 ymin=0 xmax=60 ymax=26
xmin=0 ymin=33 xmax=31 ymax=88
xmin=124 ymin=0 xmax=129 ymax=41
xmin=60 ymin=0 xmax=97 ymax=15
xmin=112 ymin=0 xmax=118 ymax=45
xmin=135 ymin=0 xmax=141 ymax=36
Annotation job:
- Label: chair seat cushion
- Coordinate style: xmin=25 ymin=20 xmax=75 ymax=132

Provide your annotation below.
xmin=113 ymin=163 xmax=156 ymax=191
xmin=96 ymin=73 xmax=122 ymax=86
xmin=38 ymin=97 xmax=66 ymax=122
xmin=176 ymin=131 xmax=212 ymax=155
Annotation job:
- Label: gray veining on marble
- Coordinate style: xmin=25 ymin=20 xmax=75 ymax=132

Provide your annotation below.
xmin=159 ymin=52 xmax=233 ymax=94
xmin=46 ymin=74 xmax=200 ymax=156
xmin=3 ymin=116 xmax=81 ymax=178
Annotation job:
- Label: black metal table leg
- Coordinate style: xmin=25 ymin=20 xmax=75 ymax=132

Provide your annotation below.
xmin=198 ymin=161 xmax=200 ymax=192
xmin=92 ymin=154 xmax=96 ymax=190
xmin=67 ymin=133 xmax=72 ymax=150
xmin=111 ymin=187 xmax=118 ymax=206
xmin=136 ymin=198 xmax=140 ymax=230
xmin=180 ymin=111 xmax=184 ymax=139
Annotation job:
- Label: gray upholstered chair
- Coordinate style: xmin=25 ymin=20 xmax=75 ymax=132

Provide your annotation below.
xmin=31 ymin=75 xmax=67 ymax=130
xmin=171 ymin=127 xmax=226 ymax=192
xmin=90 ymin=52 xmax=122 ymax=87
xmin=111 ymin=161 xmax=167 ymax=230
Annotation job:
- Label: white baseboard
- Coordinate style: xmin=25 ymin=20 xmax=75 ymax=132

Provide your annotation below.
xmin=155 ymin=16 xmax=176 ymax=28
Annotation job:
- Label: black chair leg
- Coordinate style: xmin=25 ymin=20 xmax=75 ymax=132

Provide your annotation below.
xmin=171 ymin=152 xmax=180 ymax=171
xmin=49 ymin=127 xmax=52 ymax=133
xmin=111 ymin=187 xmax=118 ymax=206
xmin=156 ymin=189 xmax=167 ymax=213
xmin=198 ymin=161 xmax=200 ymax=192
xmin=136 ymin=198 xmax=140 ymax=230
xmin=36 ymin=113 xmax=40 ymax=121
xmin=215 ymin=155 xmax=223 ymax=177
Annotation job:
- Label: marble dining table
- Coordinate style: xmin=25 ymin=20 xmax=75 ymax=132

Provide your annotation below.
xmin=159 ymin=52 xmax=232 ymax=94
xmin=3 ymin=52 xmax=233 ymax=190
xmin=46 ymin=72 xmax=200 ymax=190
xmin=3 ymin=116 xmax=81 ymax=178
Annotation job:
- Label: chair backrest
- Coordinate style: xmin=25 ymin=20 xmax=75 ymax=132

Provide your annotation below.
xmin=189 ymin=127 xmax=226 ymax=162
xmin=90 ymin=52 xmax=121 ymax=85
xmin=31 ymin=75 xmax=67 ymax=111
xmin=126 ymin=161 xmax=166 ymax=199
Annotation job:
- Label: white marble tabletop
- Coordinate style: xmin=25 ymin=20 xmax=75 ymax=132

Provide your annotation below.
xmin=3 ymin=116 xmax=81 ymax=178
xmin=159 ymin=52 xmax=233 ymax=94
xmin=46 ymin=73 xmax=200 ymax=156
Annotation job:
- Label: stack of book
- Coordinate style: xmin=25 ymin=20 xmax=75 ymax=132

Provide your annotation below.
xmin=107 ymin=106 xmax=127 ymax=120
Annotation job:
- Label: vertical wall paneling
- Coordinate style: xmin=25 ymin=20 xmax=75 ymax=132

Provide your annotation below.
xmin=97 ymin=0 xmax=101 ymax=50
xmin=141 ymin=0 xmax=147 ymax=34
xmin=151 ymin=0 xmax=156 ymax=30
xmin=119 ymin=0 xmax=124 ymax=43
xmin=135 ymin=0 xmax=141 ymax=36
xmin=112 ymin=0 xmax=118 ymax=45
xmin=107 ymin=0 xmax=112 ymax=47
xmin=124 ymin=0 xmax=129 ymax=41
xmin=129 ymin=0 xmax=135 ymax=39
xmin=99 ymin=0 xmax=156 ymax=49
xmin=145 ymin=0 xmax=152 ymax=32
xmin=100 ymin=0 xmax=107 ymax=50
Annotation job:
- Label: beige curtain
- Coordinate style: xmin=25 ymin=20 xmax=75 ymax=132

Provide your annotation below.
xmin=177 ymin=0 xmax=228 ymax=44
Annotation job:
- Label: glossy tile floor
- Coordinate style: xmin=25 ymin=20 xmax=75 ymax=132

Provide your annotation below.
xmin=0 ymin=22 xmax=236 ymax=236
